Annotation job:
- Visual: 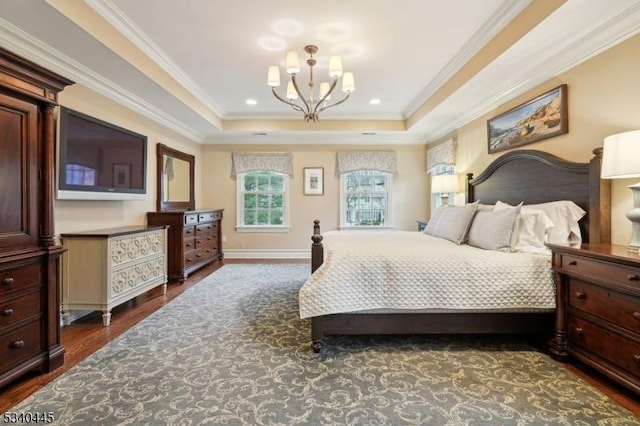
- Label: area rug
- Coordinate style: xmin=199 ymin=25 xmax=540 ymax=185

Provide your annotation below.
xmin=12 ymin=264 xmax=638 ymax=425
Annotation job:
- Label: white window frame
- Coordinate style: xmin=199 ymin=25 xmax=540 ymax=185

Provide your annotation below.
xmin=339 ymin=170 xmax=393 ymax=229
xmin=236 ymin=171 xmax=290 ymax=233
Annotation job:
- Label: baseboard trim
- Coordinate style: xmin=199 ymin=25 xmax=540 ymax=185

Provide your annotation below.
xmin=223 ymin=249 xmax=310 ymax=259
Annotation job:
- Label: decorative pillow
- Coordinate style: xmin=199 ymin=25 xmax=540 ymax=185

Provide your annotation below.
xmin=527 ymin=200 xmax=586 ymax=244
xmin=423 ymin=205 xmax=447 ymax=235
xmin=467 ymin=206 xmax=520 ymax=251
xmin=431 ymin=203 xmax=478 ymax=244
xmin=494 ymin=201 xmax=556 ymax=253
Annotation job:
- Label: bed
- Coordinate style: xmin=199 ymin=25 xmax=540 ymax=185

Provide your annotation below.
xmin=301 ymin=148 xmax=610 ymax=352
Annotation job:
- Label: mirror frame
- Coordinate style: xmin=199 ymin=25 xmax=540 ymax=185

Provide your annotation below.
xmin=156 ymin=143 xmax=195 ymax=211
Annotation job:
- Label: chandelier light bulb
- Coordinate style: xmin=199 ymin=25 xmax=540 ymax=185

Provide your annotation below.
xmin=319 ymin=82 xmax=331 ymax=100
xmin=267 ymin=65 xmax=281 ymax=87
xmin=342 ymin=72 xmax=355 ymax=93
xmin=286 ymin=81 xmax=298 ymax=100
xmin=285 ymin=50 xmax=300 ymax=74
xmin=328 ymin=55 xmax=343 ymax=78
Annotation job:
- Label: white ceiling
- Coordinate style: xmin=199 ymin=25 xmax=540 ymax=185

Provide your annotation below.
xmin=1 ymin=0 xmax=639 ymax=145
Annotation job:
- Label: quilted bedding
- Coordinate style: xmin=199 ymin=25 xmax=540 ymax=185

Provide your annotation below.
xmin=299 ymin=231 xmax=555 ymax=319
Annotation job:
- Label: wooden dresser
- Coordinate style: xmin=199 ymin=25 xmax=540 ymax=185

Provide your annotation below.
xmin=0 ymin=48 xmax=73 ymax=386
xmin=548 ymin=243 xmax=640 ymax=395
xmin=147 ymin=209 xmax=223 ymax=282
xmin=60 ymin=226 xmax=168 ymax=326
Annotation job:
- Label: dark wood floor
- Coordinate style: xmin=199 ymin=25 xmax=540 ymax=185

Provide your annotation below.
xmin=1 ymin=259 xmax=639 ymax=416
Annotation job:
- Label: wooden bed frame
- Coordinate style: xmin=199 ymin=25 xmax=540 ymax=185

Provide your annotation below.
xmin=308 ymin=148 xmax=610 ymax=352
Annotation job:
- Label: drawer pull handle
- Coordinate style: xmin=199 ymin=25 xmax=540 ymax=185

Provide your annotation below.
xmin=2 ymin=277 xmax=14 ymax=286
xmin=568 ymin=260 xmax=577 ymax=266
xmin=628 ymin=275 xmax=640 ymax=281
xmin=11 ymin=340 xmax=25 ymax=349
xmin=575 ymin=327 xmax=584 ymax=336
xmin=633 ymin=312 xmax=640 ymax=321
xmin=3 ymin=308 xmax=13 ymax=316
xmin=575 ymin=292 xmax=586 ymax=299
xmin=634 ymin=355 xmax=640 ymax=364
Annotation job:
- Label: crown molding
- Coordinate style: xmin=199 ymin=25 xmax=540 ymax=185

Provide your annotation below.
xmin=0 ymin=17 xmax=206 ymax=142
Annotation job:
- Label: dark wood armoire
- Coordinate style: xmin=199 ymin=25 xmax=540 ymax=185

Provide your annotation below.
xmin=0 ymin=47 xmax=73 ymax=386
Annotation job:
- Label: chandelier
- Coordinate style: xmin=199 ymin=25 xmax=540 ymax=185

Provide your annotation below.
xmin=267 ymin=45 xmax=355 ymax=122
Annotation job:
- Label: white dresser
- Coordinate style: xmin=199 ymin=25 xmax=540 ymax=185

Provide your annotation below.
xmin=61 ymin=226 xmax=168 ymax=326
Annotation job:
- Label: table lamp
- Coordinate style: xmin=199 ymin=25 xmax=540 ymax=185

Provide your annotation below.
xmin=431 ymin=174 xmax=460 ymax=206
xmin=601 ymin=130 xmax=640 ymax=251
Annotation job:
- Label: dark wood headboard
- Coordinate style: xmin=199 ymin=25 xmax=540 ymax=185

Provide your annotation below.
xmin=465 ymin=148 xmax=610 ymax=244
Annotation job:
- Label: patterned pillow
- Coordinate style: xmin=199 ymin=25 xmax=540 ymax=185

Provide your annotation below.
xmin=431 ymin=203 xmax=478 ymax=244
xmin=423 ymin=205 xmax=447 ymax=235
xmin=467 ymin=206 xmax=521 ymax=251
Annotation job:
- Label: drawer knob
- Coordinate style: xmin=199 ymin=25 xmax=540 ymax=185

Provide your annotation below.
xmin=575 ymin=327 xmax=584 ymax=337
xmin=575 ymin=292 xmax=586 ymax=300
xmin=11 ymin=340 xmax=25 ymax=349
xmin=568 ymin=260 xmax=577 ymax=266
xmin=634 ymin=355 xmax=640 ymax=364
xmin=628 ymin=275 xmax=640 ymax=281
xmin=3 ymin=308 xmax=13 ymax=316
xmin=633 ymin=312 xmax=640 ymax=321
xmin=1 ymin=277 xmax=14 ymax=286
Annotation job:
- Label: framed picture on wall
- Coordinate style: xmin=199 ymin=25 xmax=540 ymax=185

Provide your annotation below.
xmin=487 ymin=84 xmax=568 ymax=154
xmin=303 ymin=167 xmax=324 ymax=195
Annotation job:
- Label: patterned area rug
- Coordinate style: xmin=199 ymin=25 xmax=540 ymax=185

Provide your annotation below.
xmin=13 ymin=264 xmax=639 ymax=425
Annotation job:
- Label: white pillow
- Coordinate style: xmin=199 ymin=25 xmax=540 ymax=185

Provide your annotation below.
xmin=423 ymin=205 xmax=447 ymax=235
xmin=527 ymin=201 xmax=586 ymax=244
xmin=431 ymin=203 xmax=478 ymax=244
xmin=467 ymin=206 xmax=520 ymax=251
xmin=494 ymin=201 xmax=554 ymax=253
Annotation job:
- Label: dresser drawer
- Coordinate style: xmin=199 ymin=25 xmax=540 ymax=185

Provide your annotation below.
xmin=0 ymin=320 xmax=41 ymax=371
xmin=195 ymin=246 xmax=218 ymax=262
xmin=569 ymin=316 xmax=640 ymax=378
xmin=561 ymin=254 xmax=640 ymax=290
xmin=569 ymin=280 xmax=640 ymax=332
xmin=195 ymin=222 xmax=216 ymax=236
xmin=195 ymin=236 xmax=217 ymax=250
xmin=198 ymin=211 xmax=222 ymax=223
xmin=0 ymin=262 xmax=41 ymax=296
xmin=184 ymin=214 xmax=199 ymax=226
xmin=0 ymin=291 xmax=40 ymax=329
xmin=183 ymin=237 xmax=196 ymax=253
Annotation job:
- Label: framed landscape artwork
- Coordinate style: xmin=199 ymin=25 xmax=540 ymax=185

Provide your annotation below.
xmin=303 ymin=167 xmax=324 ymax=195
xmin=487 ymin=84 xmax=568 ymax=154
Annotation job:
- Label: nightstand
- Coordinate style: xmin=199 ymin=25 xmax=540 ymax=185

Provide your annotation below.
xmin=547 ymin=243 xmax=640 ymax=395
xmin=416 ymin=220 xmax=428 ymax=232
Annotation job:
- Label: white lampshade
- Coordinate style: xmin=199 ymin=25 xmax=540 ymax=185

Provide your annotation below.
xmin=285 ymin=50 xmax=300 ymax=74
xmin=341 ymin=72 xmax=355 ymax=93
xmin=319 ymin=82 xmax=331 ymax=100
xmin=431 ymin=174 xmax=460 ymax=194
xmin=601 ymin=130 xmax=640 ymax=179
xmin=328 ymin=55 xmax=343 ymax=78
xmin=267 ymin=65 xmax=280 ymax=87
xmin=286 ymin=81 xmax=298 ymax=100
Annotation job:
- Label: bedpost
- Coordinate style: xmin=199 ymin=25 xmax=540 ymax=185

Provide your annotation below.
xmin=311 ymin=220 xmax=324 ymax=273
xmin=465 ymin=173 xmax=474 ymax=203
xmin=589 ymin=147 xmax=611 ymax=243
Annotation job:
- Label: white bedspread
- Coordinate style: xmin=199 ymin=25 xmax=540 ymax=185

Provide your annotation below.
xmin=299 ymin=231 xmax=555 ymax=318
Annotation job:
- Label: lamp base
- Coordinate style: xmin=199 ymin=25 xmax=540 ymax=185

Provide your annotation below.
xmin=626 ymin=182 xmax=640 ymax=252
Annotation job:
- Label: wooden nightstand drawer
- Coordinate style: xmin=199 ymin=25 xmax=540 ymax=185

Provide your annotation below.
xmin=569 ymin=316 xmax=640 ymax=378
xmin=0 ymin=320 xmax=42 ymax=371
xmin=560 ymin=254 xmax=640 ymax=290
xmin=569 ymin=280 xmax=640 ymax=333
xmin=0 ymin=291 xmax=40 ymax=329
xmin=0 ymin=262 xmax=41 ymax=296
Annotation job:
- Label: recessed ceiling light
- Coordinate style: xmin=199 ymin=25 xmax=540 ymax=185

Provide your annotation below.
xmin=246 ymin=98 xmax=257 ymax=105
xmin=369 ymin=98 xmax=381 ymax=105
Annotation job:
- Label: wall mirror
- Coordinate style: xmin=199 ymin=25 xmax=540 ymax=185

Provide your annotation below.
xmin=156 ymin=143 xmax=195 ymax=211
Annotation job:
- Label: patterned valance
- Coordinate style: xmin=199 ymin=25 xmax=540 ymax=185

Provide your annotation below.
xmin=426 ymin=139 xmax=457 ymax=173
xmin=231 ymin=152 xmax=293 ymax=178
xmin=335 ymin=151 xmax=398 ymax=176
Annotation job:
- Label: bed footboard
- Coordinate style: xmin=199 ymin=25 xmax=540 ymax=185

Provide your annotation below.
xmin=311 ymin=219 xmax=324 ymax=273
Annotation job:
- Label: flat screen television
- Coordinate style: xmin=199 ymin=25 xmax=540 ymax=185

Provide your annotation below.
xmin=57 ymin=107 xmax=148 ymax=200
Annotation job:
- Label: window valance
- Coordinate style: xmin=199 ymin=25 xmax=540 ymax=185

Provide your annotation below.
xmin=231 ymin=152 xmax=293 ymax=178
xmin=426 ymin=139 xmax=457 ymax=173
xmin=335 ymin=151 xmax=398 ymax=176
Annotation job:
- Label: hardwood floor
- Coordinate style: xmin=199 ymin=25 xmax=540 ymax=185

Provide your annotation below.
xmin=1 ymin=259 xmax=638 ymax=416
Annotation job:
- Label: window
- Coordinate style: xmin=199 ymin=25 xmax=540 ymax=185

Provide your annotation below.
xmin=430 ymin=164 xmax=455 ymax=209
xmin=340 ymin=170 xmax=392 ymax=227
xmin=237 ymin=171 xmax=289 ymax=231
xmin=65 ymin=164 xmax=96 ymax=186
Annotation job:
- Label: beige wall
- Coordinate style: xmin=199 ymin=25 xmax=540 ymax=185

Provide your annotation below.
xmin=201 ymin=144 xmax=428 ymax=251
xmin=55 ymin=85 xmax=202 ymax=236
xmin=453 ymin=33 xmax=640 ymax=246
